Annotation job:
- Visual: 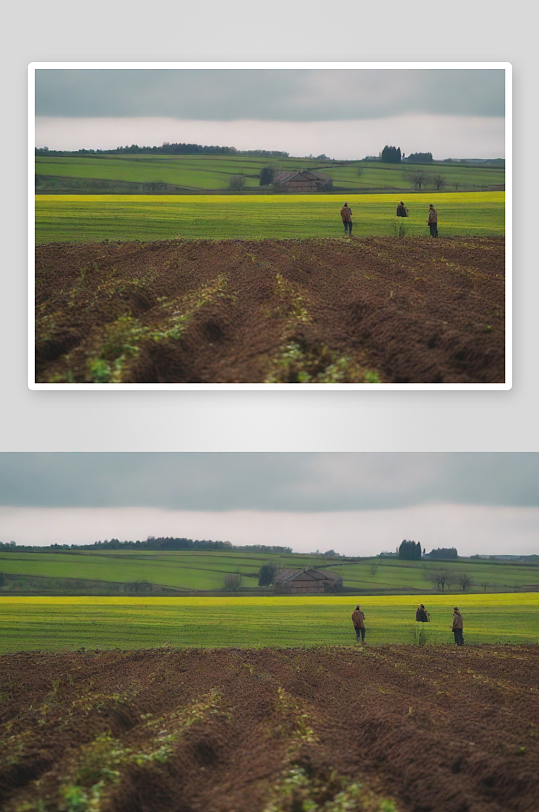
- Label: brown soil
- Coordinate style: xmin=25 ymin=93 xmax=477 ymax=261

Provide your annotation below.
xmin=35 ymin=237 xmax=505 ymax=384
xmin=1 ymin=646 xmax=537 ymax=812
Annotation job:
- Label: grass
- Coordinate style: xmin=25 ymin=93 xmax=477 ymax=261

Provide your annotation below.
xmin=35 ymin=155 xmax=505 ymax=193
xmin=0 ymin=593 xmax=537 ymax=652
xmin=34 ymin=191 xmax=505 ymax=243
xmin=1 ymin=550 xmax=536 ymax=594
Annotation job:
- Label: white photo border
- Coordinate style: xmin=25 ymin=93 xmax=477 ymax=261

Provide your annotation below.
xmin=28 ymin=61 xmax=512 ymax=391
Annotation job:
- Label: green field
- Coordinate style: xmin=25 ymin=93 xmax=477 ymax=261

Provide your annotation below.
xmin=35 ymin=191 xmax=505 ymax=243
xmin=35 ymin=155 xmax=505 ymax=194
xmin=1 ymin=549 xmax=536 ymax=595
xmin=0 ymin=593 xmax=536 ymax=652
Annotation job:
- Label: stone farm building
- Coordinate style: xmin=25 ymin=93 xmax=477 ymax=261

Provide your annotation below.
xmin=273 ymin=568 xmax=343 ymax=594
xmin=272 ymin=170 xmax=333 ymax=193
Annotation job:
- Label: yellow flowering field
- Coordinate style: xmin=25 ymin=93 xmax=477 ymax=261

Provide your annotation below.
xmin=0 ymin=592 xmax=536 ymax=652
xmin=35 ymin=191 xmax=505 ymax=243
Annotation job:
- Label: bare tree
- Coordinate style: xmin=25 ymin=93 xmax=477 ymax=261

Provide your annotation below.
xmin=403 ymin=168 xmax=432 ymax=191
xmin=229 ymin=175 xmax=245 ymax=191
xmin=370 ymin=564 xmax=379 ymax=577
xmin=431 ymin=173 xmax=447 ymax=191
xmin=424 ymin=568 xmax=441 ymax=590
xmin=456 ymin=572 xmax=473 ymax=591
xmin=357 ymin=165 xmax=364 ymax=178
xmin=444 ymin=570 xmax=455 ymax=591
xmin=224 ymin=573 xmax=241 ymax=591
xmin=424 ymin=567 xmax=454 ymax=591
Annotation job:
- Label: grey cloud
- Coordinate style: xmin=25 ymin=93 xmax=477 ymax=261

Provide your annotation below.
xmin=35 ymin=68 xmax=505 ymax=121
xmin=0 ymin=453 xmax=536 ymax=512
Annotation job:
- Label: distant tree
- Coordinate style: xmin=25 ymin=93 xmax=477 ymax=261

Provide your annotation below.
xmin=431 ymin=173 xmax=447 ymax=191
xmin=259 ymin=166 xmax=275 ymax=186
xmin=323 ymin=577 xmax=344 ymax=594
xmin=429 ymin=547 xmax=458 ymax=560
xmin=425 ymin=567 xmax=454 ymax=591
xmin=229 ymin=175 xmax=245 ymax=191
xmin=258 ymin=564 xmax=277 ymax=587
xmin=318 ymin=177 xmax=334 ymax=191
xmin=0 ymin=572 xmax=5 ymax=587
xmin=456 ymin=571 xmax=473 ymax=591
xmin=370 ymin=564 xmax=379 ymax=577
xmin=399 ymin=540 xmax=422 ymax=560
xmin=381 ymin=145 xmax=401 ymax=163
xmin=356 ymin=165 xmax=364 ymax=178
xmin=403 ymin=168 xmax=432 ymax=190
xmin=323 ymin=549 xmax=338 ymax=557
xmin=407 ymin=152 xmax=433 ymax=163
xmin=224 ymin=573 xmax=241 ymax=591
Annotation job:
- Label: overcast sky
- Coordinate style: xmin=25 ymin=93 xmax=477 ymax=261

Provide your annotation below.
xmin=34 ymin=68 xmax=506 ymax=160
xmin=0 ymin=454 xmax=536 ymax=555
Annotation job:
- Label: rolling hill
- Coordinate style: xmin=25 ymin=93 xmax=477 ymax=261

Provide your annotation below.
xmin=0 ymin=549 xmax=536 ymax=596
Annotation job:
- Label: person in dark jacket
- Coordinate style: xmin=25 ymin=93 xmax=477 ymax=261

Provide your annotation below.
xmin=396 ymin=201 xmax=408 ymax=217
xmin=428 ymin=204 xmax=438 ymax=237
xmin=340 ymin=202 xmax=353 ymax=235
xmin=351 ymin=604 xmax=365 ymax=642
xmin=416 ymin=603 xmax=429 ymax=622
xmin=452 ymin=607 xmax=464 ymax=645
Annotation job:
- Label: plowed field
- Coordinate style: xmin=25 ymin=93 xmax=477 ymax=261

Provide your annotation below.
xmin=35 ymin=237 xmax=505 ymax=384
xmin=1 ymin=646 xmax=537 ymax=812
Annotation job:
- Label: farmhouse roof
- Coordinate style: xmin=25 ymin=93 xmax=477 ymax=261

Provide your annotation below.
xmin=273 ymin=567 xmax=341 ymax=583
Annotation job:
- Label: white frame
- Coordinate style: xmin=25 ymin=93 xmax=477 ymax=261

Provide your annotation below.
xmin=29 ymin=62 xmax=512 ymax=390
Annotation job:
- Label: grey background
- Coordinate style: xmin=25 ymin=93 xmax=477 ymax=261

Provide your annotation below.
xmin=0 ymin=1 xmax=534 ymax=452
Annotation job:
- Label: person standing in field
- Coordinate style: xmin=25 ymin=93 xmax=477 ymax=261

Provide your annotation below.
xmin=395 ymin=200 xmax=408 ymax=236
xmin=452 ymin=607 xmax=464 ymax=645
xmin=416 ymin=603 xmax=429 ymax=622
xmin=352 ymin=604 xmax=365 ymax=642
xmin=340 ymin=202 xmax=353 ymax=236
xmin=396 ymin=201 xmax=408 ymax=217
xmin=428 ymin=204 xmax=438 ymax=237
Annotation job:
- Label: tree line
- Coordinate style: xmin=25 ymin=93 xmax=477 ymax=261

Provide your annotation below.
xmin=35 ymin=144 xmax=289 ymax=158
xmin=0 ymin=538 xmax=292 ymax=554
xmin=381 ymin=146 xmax=433 ymax=164
xmin=398 ymin=540 xmax=460 ymax=560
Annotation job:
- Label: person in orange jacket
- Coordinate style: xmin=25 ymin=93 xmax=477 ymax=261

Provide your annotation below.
xmin=351 ymin=604 xmax=365 ymax=642
xmin=452 ymin=607 xmax=464 ymax=645
xmin=340 ymin=202 xmax=353 ymax=235
xmin=428 ymin=204 xmax=438 ymax=237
